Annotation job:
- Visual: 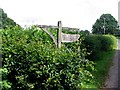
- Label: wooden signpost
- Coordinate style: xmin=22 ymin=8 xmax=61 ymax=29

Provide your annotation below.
xmin=36 ymin=21 xmax=80 ymax=48
xmin=57 ymin=21 xmax=62 ymax=48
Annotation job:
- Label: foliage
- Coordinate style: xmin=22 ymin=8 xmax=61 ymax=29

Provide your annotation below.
xmin=114 ymin=29 xmax=120 ymax=37
xmin=92 ymin=49 xmax=116 ymax=88
xmin=0 ymin=8 xmax=20 ymax=29
xmin=82 ymin=34 xmax=117 ymax=88
xmin=83 ymin=35 xmax=101 ymax=60
xmin=2 ymin=26 xmax=94 ymax=90
xmin=83 ymin=34 xmax=117 ymax=61
xmin=97 ymin=35 xmax=117 ymax=51
xmin=0 ymin=68 xmax=12 ymax=90
xmin=92 ymin=14 xmax=120 ymax=35
xmin=80 ymin=30 xmax=90 ymax=36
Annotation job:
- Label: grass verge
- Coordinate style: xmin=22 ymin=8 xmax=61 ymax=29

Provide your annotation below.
xmin=93 ymin=49 xmax=116 ymax=88
xmin=82 ymin=38 xmax=117 ymax=89
xmin=82 ymin=49 xmax=116 ymax=89
xmin=93 ymin=39 xmax=117 ymax=89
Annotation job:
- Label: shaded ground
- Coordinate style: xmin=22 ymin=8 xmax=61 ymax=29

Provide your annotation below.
xmin=102 ymin=39 xmax=120 ymax=89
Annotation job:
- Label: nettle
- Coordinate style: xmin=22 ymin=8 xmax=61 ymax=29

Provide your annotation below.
xmin=2 ymin=26 xmax=94 ymax=90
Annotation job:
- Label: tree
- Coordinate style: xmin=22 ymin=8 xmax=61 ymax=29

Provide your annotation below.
xmin=80 ymin=30 xmax=90 ymax=36
xmin=92 ymin=14 xmax=119 ymax=35
xmin=0 ymin=8 xmax=20 ymax=29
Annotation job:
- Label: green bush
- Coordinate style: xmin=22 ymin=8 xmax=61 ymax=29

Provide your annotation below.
xmin=2 ymin=26 xmax=94 ymax=89
xmin=83 ymin=35 xmax=101 ymax=60
xmin=97 ymin=35 xmax=117 ymax=51
xmin=83 ymin=34 xmax=117 ymax=61
xmin=0 ymin=68 xmax=12 ymax=90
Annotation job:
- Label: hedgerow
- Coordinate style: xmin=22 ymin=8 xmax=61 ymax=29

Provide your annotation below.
xmin=83 ymin=34 xmax=117 ymax=61
xmin=1 ymin=26 xmax=94 ymax=90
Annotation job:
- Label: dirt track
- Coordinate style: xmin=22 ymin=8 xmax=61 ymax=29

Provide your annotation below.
xmin=102 ymin=39 xmax=120 ymax=89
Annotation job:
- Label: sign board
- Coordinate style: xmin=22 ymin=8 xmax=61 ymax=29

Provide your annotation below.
xmin=61 ymin=33 xmax=80 ymax=42
xmin=37 ymin=21 xmax=80 ymax=48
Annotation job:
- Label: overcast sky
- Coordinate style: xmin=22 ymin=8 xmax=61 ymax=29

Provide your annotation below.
xmin=0 ymin=0 xmax=119 ymax=31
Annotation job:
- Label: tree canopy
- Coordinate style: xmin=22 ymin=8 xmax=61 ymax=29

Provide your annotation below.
xmin=0 ymin=8 xmax=20 ymax=29
xmin=92 ymin=14 xmax=120 ymax=35
xmin=80 ymin=30 xmax=90 ymax=36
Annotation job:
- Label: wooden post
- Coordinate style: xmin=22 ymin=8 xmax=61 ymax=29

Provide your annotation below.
xmin=57 ymin=21 xmax=62 ymax=48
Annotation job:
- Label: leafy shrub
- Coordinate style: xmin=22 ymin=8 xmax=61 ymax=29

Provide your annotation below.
xmin=2 ymin=26 xmax=94 ymax=90
xmin=79 ymin=30 xmax=90 ymax=37
xmin=83 ymin=35 xmax=101 ymax=60
xmin=83 ymin=34 xmax=117 ymax=61
xmin=97 ymin=35 xmax=117 ymax=51
xmin=0 ymin=68 xmax=12 ymax=90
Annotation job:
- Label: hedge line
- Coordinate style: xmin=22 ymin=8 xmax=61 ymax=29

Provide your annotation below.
xmin=1 ymin=26 xmax=94 ymax=90
xmin=83 ymin=34 xmax=117 ymax=61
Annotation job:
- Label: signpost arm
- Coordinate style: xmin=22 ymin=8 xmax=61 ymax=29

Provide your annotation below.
xmin=57 ymin=21 xmax=62 ymax=48
xmin=40 ymin=27 xmax=57 ymax=46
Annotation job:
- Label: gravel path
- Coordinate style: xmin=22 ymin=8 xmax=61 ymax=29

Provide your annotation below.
xmin=102 ymin=39 xmax=120 ymax=89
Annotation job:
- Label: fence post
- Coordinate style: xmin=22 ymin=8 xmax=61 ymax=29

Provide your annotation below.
xmin=57 ymin=21 xmax=62 ymax=48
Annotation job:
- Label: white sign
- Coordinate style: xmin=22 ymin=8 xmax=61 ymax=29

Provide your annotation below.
xmin=61 ymin=33 xmax=80 ymax=42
